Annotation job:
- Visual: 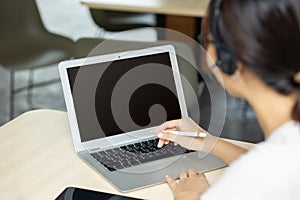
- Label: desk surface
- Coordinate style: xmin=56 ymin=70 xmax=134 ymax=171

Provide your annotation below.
xmin=0 ymin=109 xmax=253 ymax=200
xmin=81 ymin=0 xmax=211 ymax=17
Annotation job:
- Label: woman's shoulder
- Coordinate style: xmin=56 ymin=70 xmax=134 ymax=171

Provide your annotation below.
xmin=267 ymin=121 xmax=300 ymax=142
xmin=238 ymin=120 xmax=300 ymax=170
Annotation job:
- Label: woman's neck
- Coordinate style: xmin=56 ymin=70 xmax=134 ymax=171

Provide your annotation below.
xmin=246 ymin=84 xmax=295 ymax=138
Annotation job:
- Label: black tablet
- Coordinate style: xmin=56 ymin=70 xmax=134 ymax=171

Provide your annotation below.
xmin=55 ymin=187 xmax=142 ymax=200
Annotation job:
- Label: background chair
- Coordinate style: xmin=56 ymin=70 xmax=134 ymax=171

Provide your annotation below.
xmin=0 ymin=0 xmax=74 ymax=119
xmin=89 ymin=9 xmax=155 ymax=33
xmin=74 ymin=38 xmax=201 ymax=120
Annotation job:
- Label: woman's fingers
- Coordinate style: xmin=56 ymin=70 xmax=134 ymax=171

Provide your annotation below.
xmin=179 ymin=170 xmax=188 ymax=179
xmin=157 ymin=138 xmax=166 ymax=148
xmin=152 ymin=119 xmax=181 ymax=134
xmin=157 ymin=130 xmax=178 ymax=148
xmin=157 ymin=131 xmax=177 ymax=141
xmin=153 ymin=118 xmax=204 ymax=148
xmin=165 ymin=169 xmax=201 ymax=190
xmin=198 ymin=173 xmax=206 ymax=178
xmin=188 ymin=168 xmax=197 ymax=177
xmin=166 ymin=170 xmax=210 ymax=198
xmin=157 ymin=132 xmax=198 ymax=150
xmin=165 ymin=175 xmax=176 ymax=191
xmin=179 ymin=169 xmax=198 ymax=178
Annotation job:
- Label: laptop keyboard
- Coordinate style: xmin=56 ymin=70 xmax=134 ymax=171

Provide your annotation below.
xmin=90 ymin=138 xmax=194 ymax=171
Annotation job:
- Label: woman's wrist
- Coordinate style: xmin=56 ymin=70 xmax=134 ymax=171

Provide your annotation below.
xmin=210 ymin=137 xmax=247 ymax=164
xmin=197 ymin=132 xmax=219 ymax=153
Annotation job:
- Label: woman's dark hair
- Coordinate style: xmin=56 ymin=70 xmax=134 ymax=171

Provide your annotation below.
xmin=204 ymin=0 xmax=300 ymax=121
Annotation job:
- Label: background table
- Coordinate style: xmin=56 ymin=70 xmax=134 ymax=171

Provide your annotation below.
xmin=0 ymin=109 xmax=253 ymax=200
xmin=81 ymin=0 xmax=210 ymax=17
xmin=81 ymin=0 xmax=211 ymax=39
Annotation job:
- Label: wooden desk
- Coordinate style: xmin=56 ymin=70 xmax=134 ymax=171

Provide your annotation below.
xmin=0 ymin=110 xmax=253 ymax=200
xmin=81 ymin=0 xmax=210 ymax=17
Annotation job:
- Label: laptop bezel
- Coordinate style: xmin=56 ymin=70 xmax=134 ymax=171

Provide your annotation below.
xmin=58 ymin=45 xmax=188 ymax=152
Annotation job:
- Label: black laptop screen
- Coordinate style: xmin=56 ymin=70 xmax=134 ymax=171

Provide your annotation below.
xmin=67 ymin=52 xmax=182 ymax=142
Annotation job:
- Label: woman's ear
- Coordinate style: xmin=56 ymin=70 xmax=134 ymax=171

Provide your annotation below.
xmin=214 ymin=63 xmax=251 ymax=98
xmin=294 ymin=71 xmax=300 ymax=84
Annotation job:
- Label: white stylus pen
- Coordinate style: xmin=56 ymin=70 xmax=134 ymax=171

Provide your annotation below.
xmin=163 ymin=130 xmax=207 ymax=138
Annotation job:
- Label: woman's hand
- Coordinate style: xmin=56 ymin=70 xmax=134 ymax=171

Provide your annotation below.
xmin=152 ymin=117 xmax=217 ymax=152
xmin=166 ymin=168 xmax=210 ymax=200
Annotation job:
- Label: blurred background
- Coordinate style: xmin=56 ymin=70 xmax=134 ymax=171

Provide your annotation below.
xmin=0 ymin=0 xmax=264 ymax=143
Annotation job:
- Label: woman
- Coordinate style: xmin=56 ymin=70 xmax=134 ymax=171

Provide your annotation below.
xmin=152 ymin=0 xmax=300 ymax=199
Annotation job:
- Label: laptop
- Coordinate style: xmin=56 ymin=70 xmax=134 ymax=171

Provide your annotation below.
xmin=58 ymin=45 xmax=226 ymax=192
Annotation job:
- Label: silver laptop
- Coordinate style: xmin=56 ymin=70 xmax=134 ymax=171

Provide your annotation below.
xmin=58 ymin=45 xmax=226 ymax=192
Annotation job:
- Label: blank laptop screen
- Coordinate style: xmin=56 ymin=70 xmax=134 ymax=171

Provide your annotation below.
xmin=67 ymin=52 xmax=182 ymax=142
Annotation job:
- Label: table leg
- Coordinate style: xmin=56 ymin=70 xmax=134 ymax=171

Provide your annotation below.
xmin=194 ymin=17 xmax=202 ymax=41
xmin=156 ymin=14 xmax=166 ymax=40
xmin=194 ymin=17 xmax=202 ymax=69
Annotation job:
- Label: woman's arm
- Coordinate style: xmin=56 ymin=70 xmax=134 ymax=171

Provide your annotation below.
xmin=158 ymin=132 xmax=247 ymax=165
xmin=211 ymin=138 xmax=247 ymax=165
